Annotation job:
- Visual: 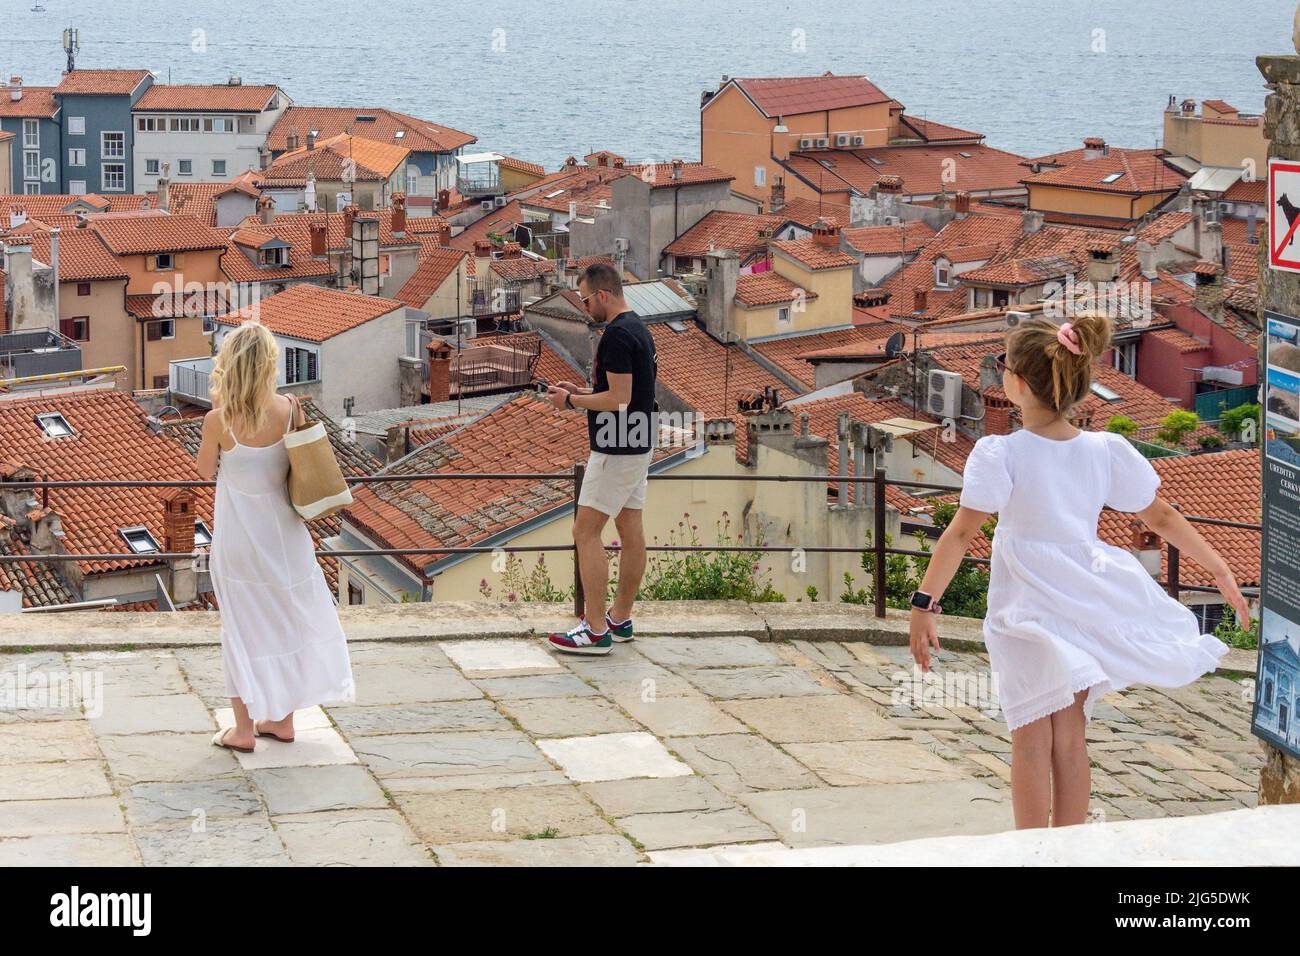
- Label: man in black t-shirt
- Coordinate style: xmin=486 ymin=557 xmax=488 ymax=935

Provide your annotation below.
xmin=546 ymin=263 xmax=657 ymax=656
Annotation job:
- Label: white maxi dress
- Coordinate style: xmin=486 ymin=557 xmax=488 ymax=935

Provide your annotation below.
xmin=209 ymin=409 xmax=355 ymax=721
xmin=959 ymin=429 xmax=1228 ymax=731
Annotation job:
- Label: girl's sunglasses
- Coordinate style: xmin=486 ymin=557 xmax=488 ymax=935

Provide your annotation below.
xmin=995 ymin=351 xmax=1014 ymax=375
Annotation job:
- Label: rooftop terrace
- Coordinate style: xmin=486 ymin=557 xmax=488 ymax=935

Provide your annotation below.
xmin=0 ymin=602 xmax=1269 ymax=866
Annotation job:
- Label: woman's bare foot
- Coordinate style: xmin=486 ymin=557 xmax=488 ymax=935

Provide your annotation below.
xmin=254 ymin=715 xmax=295 ymax=742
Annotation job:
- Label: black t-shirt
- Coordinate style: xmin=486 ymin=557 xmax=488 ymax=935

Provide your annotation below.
xmin=588 ymin=311 xmax=657 ymax=455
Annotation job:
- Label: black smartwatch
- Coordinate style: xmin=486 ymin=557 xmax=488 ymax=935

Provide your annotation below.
xmin=910 ymin=590 xmax=941 ymax=613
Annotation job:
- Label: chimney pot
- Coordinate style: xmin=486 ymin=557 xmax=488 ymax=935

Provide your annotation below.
xmin=426 ymin=341 xmax=453 ymax=403
xmin=391 ymin=192 xmax=407 ymax=235
xmin=308 ymin=221 xmax=328 ymax=258
xmin=913 ymin=287 xmax=928 ymax=313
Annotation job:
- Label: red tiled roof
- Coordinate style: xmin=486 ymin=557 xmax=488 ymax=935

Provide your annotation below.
xmin=1147 ymin=327 xmax=1210 ymax=353
xmin=842 ymin=220 xmax=936 ymax=255
xmin=394 ymin=247 xmax=467 ymax=308
xmin=898 ymin=116 xmax=984 ymax=144
xmin=1022 ymin=148 xmax=1186 ymax=195
xmin=0 ymin=390 xmax=212 ymax=575
xmin=264 ymin=134 xmax=408 ymax=185
xmin=499 ymin=155 xmax=545 ymax=177
xmin=784 ymin=143 xmax=1029 ymax=199
xmin=651 ymin=321 xmax=796 ymax=422
xmin=0 ymin=193 xmax=154 ymax=218
xmin=252 ymin=208 xmax=433 ymax=251
xmin=958 ymin=254 xmax=1076 ymax=286
xmin=664 ymin=210 xmax=786 ymax=259
xmin=267 ymin=106 xmax=475 ymax=154
xmin=771 ymin=237 xmax=856 ymax=270
xmin=1223 ymin=178 xmax=1265 ymax=204
xmin=125 ymin=290 xmax=227 ymax=318
xmin=342 ymin=394 xmax=594 ymax=576
xmin=750 ymin=321 xmax=907 ymax=388
xmin=0 ymin=86 xmax=58 ymax=118
xmin=91 ymin=213 xmax=226 ymax=255
xmin=1097 ymin=449 xmax=1260 ymax=588
xmin=20 ymin=227 xmax=127 ymax=282
xmin=217 ymin=284 xmax=405 ymax=341
xmin=490 ymin=256 xmax=556 ymax=283
xmin=778 ymin=196 xmax=854 ymax=228
xmin=729 ymin=74 xmax=892 ymax=117
xmin=56 ymin=69 xmax=153 ymax=96
xmin=734 ymin=271 xmax=818 ymax=307
xmin=218 ymin=226 xmax=334 ymax=284
xmin=0 ymin=515 xmax=77 ymax=608
xmin=134 ymin=84 xmax=281 ymax=113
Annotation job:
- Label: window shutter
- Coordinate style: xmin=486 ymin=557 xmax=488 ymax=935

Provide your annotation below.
xmin=307 ymin=351 xmax=318 ymax=382
xmin=144 ymin=257 xmax=155 ymax=272
xmin=147 ymin=321 xmax=161 ymax=341
xmin=285 ymin=347 xmax=296 ymax=383
xmin=175 ymin=254 xmax=186 ymax=269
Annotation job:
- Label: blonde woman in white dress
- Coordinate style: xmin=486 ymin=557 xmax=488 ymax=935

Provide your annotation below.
xmin=197 ymin=322 xmax=355 ymax=753
xmin=908 ymin=313 xmax=1249 ymax=830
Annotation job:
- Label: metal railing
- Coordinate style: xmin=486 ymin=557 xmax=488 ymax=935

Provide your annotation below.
xmin=168 ymin=357 xmax=214 ymax=406
xmin=0 ymin=469 xmax=1261 ymax=619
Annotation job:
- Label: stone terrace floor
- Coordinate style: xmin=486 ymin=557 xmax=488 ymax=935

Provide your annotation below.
xmin=0 ymin=604 xmax=1265 ymax=866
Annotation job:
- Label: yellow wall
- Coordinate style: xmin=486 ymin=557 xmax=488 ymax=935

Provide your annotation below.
xmin=702 ymin=84 xmax=895 ymax=203
xmin=1163 ymin=113 xmax=1268 ymax=170
xmin=733 ymin=254 xmax=854 ymax=339
xmin=1027 ymin=184 xmax=1174 ymax=221
xmin=58 ymin=278 xmax=131 ymax=385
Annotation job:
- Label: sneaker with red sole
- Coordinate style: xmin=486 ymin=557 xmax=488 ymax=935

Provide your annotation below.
xmin=547 ymin=620 xmax=613 ymax=656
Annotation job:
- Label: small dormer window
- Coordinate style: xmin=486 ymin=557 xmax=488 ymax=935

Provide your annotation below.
xmin=259 ymin=247 xmax=289 ymax=267
xmin=194 ymin=521 xmax=212 ymax=547
xmin=120 ymin=526 xmax=160 ymax=554
xmin=155 ymin=253 xmax=174 ymax=270
xmin=35 ymin=412 xmax=74 ymax=438
xmin=935 ymin=263 xmax=951 ymax=288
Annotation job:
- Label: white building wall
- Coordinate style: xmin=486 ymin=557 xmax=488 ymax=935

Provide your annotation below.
xmin=133 ymin=98 xmax=291 ymax=192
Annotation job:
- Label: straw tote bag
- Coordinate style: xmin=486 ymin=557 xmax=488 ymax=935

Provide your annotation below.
xmin=284 ymin=399 xmax=353 ymax=521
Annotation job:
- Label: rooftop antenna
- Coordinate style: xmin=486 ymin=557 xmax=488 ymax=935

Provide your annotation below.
xmin=62 ymin=27 xmax=80 ymax=72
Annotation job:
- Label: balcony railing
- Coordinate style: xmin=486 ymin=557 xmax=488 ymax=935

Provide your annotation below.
xmin=0 ymin=470 xmax=1261 ymax=619
xmin=0 ymin=328 xmax=82 ymax=382
xmin=169 ymin=357 xmax=214 ymax=407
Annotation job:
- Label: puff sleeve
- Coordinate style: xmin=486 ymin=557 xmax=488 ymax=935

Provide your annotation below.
xmin=1104 ymin=432 xmax=1161 ymax=512
xmin=960 ymin=435 xmax=1013 ymax=513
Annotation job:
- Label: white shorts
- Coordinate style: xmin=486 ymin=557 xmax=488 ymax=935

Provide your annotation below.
xmin=577 ymin=450 xmax=652 ymax=516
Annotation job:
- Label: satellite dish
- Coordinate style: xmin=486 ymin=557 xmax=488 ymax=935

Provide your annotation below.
xmin=884 ymin=331 xmax=906 ymax=358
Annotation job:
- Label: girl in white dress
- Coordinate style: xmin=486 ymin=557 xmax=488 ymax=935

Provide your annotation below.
xmin=908 ymin=313 xmax=1250 ymax=829
xmin=196 ymin=323 xmax=355 ymax=753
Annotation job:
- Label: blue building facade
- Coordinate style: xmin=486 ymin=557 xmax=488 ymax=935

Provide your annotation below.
xmin=52 ymin=69 xmax=153 ymax=194
xmin=0 ymin=82 xmax=62 ymax=194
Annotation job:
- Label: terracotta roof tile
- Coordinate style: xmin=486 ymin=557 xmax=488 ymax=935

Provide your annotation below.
xmin=56 ymin=69 xmax=153 ymax=96
xmin=393 ymin=247 xmax=467 ymax=309
xmin=664 ymin=210 xmax=786 ymax=260
xmin=217 ymin=284 xmax=405 ymax=342
xmin=1022 ymin=148 xmax=1187 ymax=195
xmin=729 ymin=75 xmax=892 ymax=117
xmin=734 ymin=271 xmax=818 ymax=307
xmin=267 ymin=106 xmax=475 ymax=154
xmin=0 ymin=86 xmax=58 ymax=118
xmin=841 ymin=220 xmax=936 ymax=255
xmin=750 ymin=322 xmax=907 ymax=388
xmin=784 ymin=142 xmax=1028 ymax=199
xmin=91 ymin=213 xmax=226 ymax=255
xmin=771 ymin=237 xmax=856 ymax=270
xmin=134 ymin=84 xmax=282 ymax=113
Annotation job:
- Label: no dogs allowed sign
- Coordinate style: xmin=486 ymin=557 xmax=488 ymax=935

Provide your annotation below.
xmin=1270 ymin=158 xmax=1300 ymax=273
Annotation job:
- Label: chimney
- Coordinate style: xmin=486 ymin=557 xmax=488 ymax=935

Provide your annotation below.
xmin=811 ymin=217 xmax=839 ymax=248
xmin=875 ymin=175 xmax=903 ymax=195
xmin=671 ymin=158 xmax=684 ymax=181
xmin=384 ymin=423 xmax=411 ymax=463
xmin=3 ymin=241 xmax=37 ymax=331
xmin=256 ymin=193 xmax=275 ymax=225
xmin=160 ymin=488 xmax=198 ymax=606
xmin=769 ymin=176 xmax=786 ymax=213
xmin=8 ymin=205 xmax=27 ymax=229
xmin=472 ymin=239 xmax=494 ymax=259
xmin=1130 ymin=521 xmax=1163 ymax=578
xmin=306 ymin=129 xmax=317 ymax=151
xmin=437 ymin=188 xmax=450 ymax=211
xmin=427 ymin=341 xmax=453 ymax=403
xmin=8 ymin=76 xmax=21 ymax=102
xmin=983 ymin=397 xmax=1012 ymax=436
xmin=1085 ymin=238 xmax=1120 ymax=285
xmin=613 ymin=157 xmax=625 ymax=169
xmin=1137 ymin=240 xmax=1157 ymax=280
xmin=342 ymin=204 xmax=358 ymax=239
xmin=258 ymin=143 xmax=270 ymax=171
xmin=701 ymin=249 xmax=739 ymax=342
xmin=563 ymin=155 xmax=578 ymax=171
xmin=308 ymin=221 xmax=328 ymax=258
xmin=435 ymin=223 xmax=451 ymax=247
xmin=1194 ymin=260 xmax=1226 ymax=316
xmin=912 ymin=287 xmax=928 ymax=313
xmin=500 ymin=241 xmax=522 ymax=260
xmin=1181 ymin=98 xmax=1197 ymax=116
xmin=953 ymin=190 xmax=971 ymax=215
xmin=1082 ymin=136 xmax=1108 ymax=159
xmin=153 ymin=174 xmax=169 ymax=211
xmin=391 ymin=192 xmax=407 ymax=236
xmin=1021 ymin=209 xmax=1045 ymax=235
xmin=286 ymin=128 xmax=300 ymax=152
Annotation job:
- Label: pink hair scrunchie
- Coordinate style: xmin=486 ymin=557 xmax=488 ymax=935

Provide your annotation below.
xmin=1056 ymin=322 xmax=1083 ymax=356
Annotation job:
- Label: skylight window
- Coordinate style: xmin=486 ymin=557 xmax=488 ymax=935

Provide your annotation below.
xmin=666 ymin=321 xmax=688 ymax=333
xmin=194 ymin=521 xmax=212 ymax=547
xmin=120 ymin=526 xmax=161 ymax=554
xmin=866 ymin=156 xmax=883 ymax=165
xmin=1101 ymin=172 xmax=1124 ymax=184
xmin=544 ymin=189 xmax=565 ymax=199
xmin=35 ymin=412 xmax=73 ymax=438
xmin=394 ymin=130 xmax=405 ymax=139
xmin=1090 ymin=382 xmax=1121 ymax=402
xmin=958 ymin=151 xmax=972 ymax=159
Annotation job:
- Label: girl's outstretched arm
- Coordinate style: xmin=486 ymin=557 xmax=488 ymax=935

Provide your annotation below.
xmin=909 ymin=505 xmax=990 ymax=671
xmin=1136 ymin=496 xmax=1251 ymax=625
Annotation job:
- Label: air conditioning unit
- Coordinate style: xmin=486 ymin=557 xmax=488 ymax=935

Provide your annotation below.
xmin=882 ymin=215 xmax=901 ymax=226
xmin=1006 ymin=310 xmax=1031 ymax=327
xmin=835 ymin=134 xmax=852 ymax=147
xmin=815 ymin=137 xmax=830 ymax=148
xmin=1218 ymin=201 xmax=1231 ymax=217
xmin=799 ymin=137 xmax=815 ymax=149
xmin=852 ymin=135 xmax=865 ymax=146
xmin=613 ymin=237 xmax=630 ymax=253
xmin=494 ymin=196 xmax=507 ymax=207
xmin=480 ymin=200 xmax=494 ymax=211
xmin=926 ymin=369 xmax=964 ymax=420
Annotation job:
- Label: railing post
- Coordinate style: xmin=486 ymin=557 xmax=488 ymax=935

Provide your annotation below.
xmin=573 ymin=462 xmax=585 ymax=618
xmin=1167 ymin=542 xmax=1180 ymax=602
xmin=873 ymin=465 xmax=887 ymax=619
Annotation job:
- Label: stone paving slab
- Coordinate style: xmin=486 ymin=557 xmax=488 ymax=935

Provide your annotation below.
xmin=0 ymin=625 xmax=1268 ymax=866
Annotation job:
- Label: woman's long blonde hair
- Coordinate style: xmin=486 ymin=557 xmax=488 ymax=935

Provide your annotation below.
xmin=208 ymin=322 xmax=279 ymax=437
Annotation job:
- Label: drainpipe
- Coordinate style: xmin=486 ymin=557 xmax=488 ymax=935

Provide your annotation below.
xmin=49 ymin=228 xmax=59 ymax=325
